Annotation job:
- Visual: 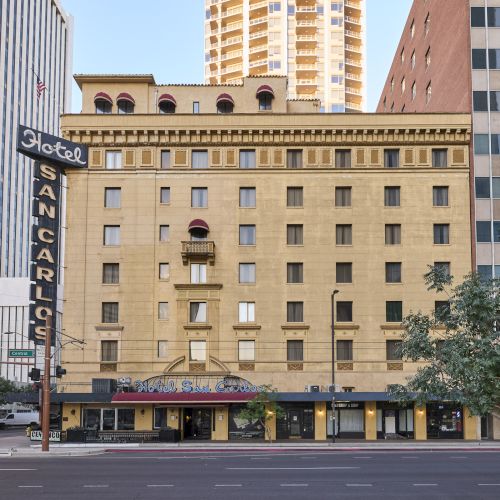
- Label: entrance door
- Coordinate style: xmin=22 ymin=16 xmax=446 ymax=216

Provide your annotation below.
xmin=183 ymin=408 xmax=212 ymax=440
xmin=385 ymin=416 xmax=396 ymax=434
xmin=289 ymin=410 xmax=301 ymax=437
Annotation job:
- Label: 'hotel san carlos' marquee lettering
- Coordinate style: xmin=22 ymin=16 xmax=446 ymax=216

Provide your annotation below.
xmin=135 ymin=378 xmax=265 ymax=394
xmin=17 ymin=125 xmax=88 ymax=345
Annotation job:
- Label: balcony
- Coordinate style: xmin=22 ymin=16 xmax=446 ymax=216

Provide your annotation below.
xmin=221 ymin=35 xmax=243 ymax=47
xmin=221 ymin=6 xmax=243 ymax=19
xmin=345 ymin=72 xmax=362 ymax=82
xmin=345 ymin=58 xmax=362 ymax=68
xmin=181 ymin=241 xmax=215 ymax=264
xmin=345 ymin=44 xmax=362 ymax=54
xmin=346 ymin=86 xmax=362 ymax=96
xmin=249 ymin=59 xmax=267 ymax=69
xmin=345 ymin=101 xmax=362 ymax=111
xmin=249 ymin=16 xmax=267 ymax=26
xmin=345 ymin=29 xmax=361 ymax=39
xmin=249 ymin=0 xmax=267 ymax=11
xmin=345 ymin=0 xmax=362 ymax=10
xmin=345 ymin=15 xmax=361 ymax=25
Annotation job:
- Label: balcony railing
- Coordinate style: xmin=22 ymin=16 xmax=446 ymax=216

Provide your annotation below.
xmin=345 ymin=15 xmax=361 ymax=25
xmin=249 ymin=0 xmax=267 ymax=10
xmin=345 ymin=58 xmax=362 ymax=67
xmin=181 ymin=241 xmax=215 ymax=264
xmin=345 ymin=29 xmax=361 ymax=39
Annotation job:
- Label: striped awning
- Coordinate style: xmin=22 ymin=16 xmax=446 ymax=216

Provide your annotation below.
xmin=216 ymin=93 xmax=234 ymax=105
xmin=188 ymin=219 xmax=209 ymax=232
xmin=94 ymin=92 xmax=112 ymax=104
xmin=158 ymin=93 xmax=177 ymax=106
xmin=256 ymin=84 xmax=274 ymax=97
xmin=116 ymin=92 xmax=135 ymax=104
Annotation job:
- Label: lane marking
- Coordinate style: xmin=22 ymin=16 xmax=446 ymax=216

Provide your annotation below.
xmin=353 ymin=456 xmax=372 ymax=459
xmin=0 ymin=469 xmax=37 ymax=471
xmin=300 ymin=456 xmax=317 ymax=459
xmin=227 ymin=466 xmax=359 ymax=470
xmin=251 ymin=457 xmax=271 ymax=460
xmin=147 ymin=485 xmax=174 ymax=488
xmin=413 ymin=484 xmax=438 ymax=486
xmin=346 ymin=484 xmax=373 ymax=487
xmin=450 ymin=456 xmax=468 ymax=459
xmin=83 ymin=485 xmax=109 ymax=488
xmin=478 ymin=484 xmax=500 ymax=486
xmin=402 ymin=456 xmax=418 ymax=459
xmin=18 ymin=485 xmax=43 ymax=488
xmin=281 ymin=484 xmax=308 ymax=487
xmin=215 ymin=484 xmax=242 ymax=487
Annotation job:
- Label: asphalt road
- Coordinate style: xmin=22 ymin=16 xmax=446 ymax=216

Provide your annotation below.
xmin=0 ymin=450 xmax=499 ymax=499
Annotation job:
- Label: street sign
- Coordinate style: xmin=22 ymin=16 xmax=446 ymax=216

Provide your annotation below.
xmin=8 ymin=349 xmax=34 ymax=357
xmin=30 ymin=430 xmax=61 ymax=442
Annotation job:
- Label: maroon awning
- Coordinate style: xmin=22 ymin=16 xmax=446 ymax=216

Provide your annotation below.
xmin=111 ymin=392 xmax=257 ymax=404
xmin=256 ymin=84 xmax=274 ymax=97
xmin=158 ymin=93 xmax=177 ymax=106
xmin=116 ymin=92 xmax=135 ymax=104
xmin=216 ymin=93 xmax=234 ymax=105
xmin=188 ymin=219 xmax=209 ymax=231
xmin=94 ymin=92 xmax=113 ymax=104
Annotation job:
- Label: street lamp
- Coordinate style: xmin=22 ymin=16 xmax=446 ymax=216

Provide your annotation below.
xmin=331 ymin=289 xmax=339 ymax=444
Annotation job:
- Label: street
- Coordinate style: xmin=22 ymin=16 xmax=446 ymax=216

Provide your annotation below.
xmin=0 ymin=450 xmax=499 ymax=499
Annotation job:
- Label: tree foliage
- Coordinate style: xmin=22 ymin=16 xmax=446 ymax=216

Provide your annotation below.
xmin=390 ymin=266 xmax=500 ymax=416
xmin=0 ymin=377 xmax=20 ymax=404
xmin=238 ymin=385 xmax=284 ymax=442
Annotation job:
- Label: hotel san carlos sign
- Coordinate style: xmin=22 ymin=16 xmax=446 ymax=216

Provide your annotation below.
xmin=135 ymin=378 xmax=265 ymax=394
xmin=17 ymin=125 xmax=88 ymax=345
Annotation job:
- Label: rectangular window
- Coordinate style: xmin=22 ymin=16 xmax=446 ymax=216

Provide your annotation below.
xmin=384 ymin=187 xmax=400 ymax=207
xmin=384 ymin=149 xmax=400 ymax=168
xmin=491 ymin=92 xmax=500 ymax=111
xmin=287 ymin=302 xmax=304 ymax=322
xmin=158 ymin=341 xmax=168 ymax=358
xmin=158 ymin=302 xmax=169 ymax=320
xmin=239 ymin=302 xmax=255 ymax=323
xmin=476 ymin=221 xmax=491 ymax=242
xmin=471 ymin=7 xmax=486 ymax=27
xmin=336 ymin=263 xmax=352 ymax=283
xmin=476 ymin=178 xmax=490 ymax=198
xmin=432 ymin=149 xmax=448 ymax=168
xmin=102 ymin=263 xmax=119 ymax=284
xmin=386 ymin=262 xmax=402 ymax=283
xmin=385 ymin=224 xmax=401 ymax=245
xmin=193 ymin=101 xmax=200 ymax=114
xmin=424 ymin=13 xmax=430 ymax=35
xmin=190 ymin=340 xmax=206 ymax=361
xmin=473 ymin=91 xmax=488 ymax=111
xmin=287 ymin=340 xmax=303 ymax=361
xmin=337 ymin=340 xmax=353 ymax=361
xmin=433 ymin=186 xmax=449 ymax=206
xmin=161 ymin=150 xmax=170 ymax=169
xmin=192 ymin=150 xmax=208 ymax=169
xmin=425 ymin=47 xmax=431 ymax=68
xmin=102 ymin=302 xmax=119 ymax=323
xmin=472 ymin=49 xmax=487 ymax=69
xmin=337 ymin=301 xmax=353 ymax=322
xmin=478 ymin=265 xmax=492 ymax=280
xmin=159 ymin=263 xmax=170 ymax=280
xmin=426 ymin=81 xmax=432 ymax=103
xmin=160 ymin=187 xmax=170 ymax=205
xmin=159 ymin=225 xmax=170 ymax=242
xmin=336 ymin=224 xmax=352 ymax=245
xmin=239 ymin=150 xmax=256 ymax=169
xmin=239 ymin=225 xmax=256 ymax=245
xmin=190 ymin=263 xmax=207 ymax=284
xmin=335 ymin=187 xmax=351 ymax=207
xmin=434 ymin=224 xmax=450 ymax=244
xmin=287 ymin=187 xmax=303 ymax=207
xmin=240 ymin=187 xmax=256 ymax=208
xmin=105 ymin=151 xmax=122 ymax=169
xmin=191 ymin=187 xmax=208 ymax=208
xmin=190 ymin=302 xmax=207 ymax=323
xmin=475 ymin=134 xmax=490 ymax=155
xmin=103 ymin=225 xmax=120 ymax=246
xmin=101 ymin=340 xmax=118 ymax=362
xmin=435 ymin=300 xmax=451 ymax=321
xmin=488 ymin=7 xmax=500 ymax=26
xmin=287 ymin=263 xmax=303 ymax=284
xmin=104 ymin=188 xmax=121 ymax=208
xmin=490 ymin=49 xmax=500 ymax=69
xmin=335 ymin=149 xmax=351 ymax=168
xmin=386 ymin=301 xmax=403 ymax=322
xmin=239 ymin=263 xmax=256 ymax=283
xmin=411 ymin=81 xmax=416 ymax=100
xmin=386 ymin=340 xmax=402 ymax=360
xmin=239 ymin=340 xmax=255 ymax=361
xmin=491 ymin=134 xmax=500 ymax=154
xmin=287 ymin=224 xmax=303 ymax=245
xmin=286 ymin=149 xmax=303 ymax=168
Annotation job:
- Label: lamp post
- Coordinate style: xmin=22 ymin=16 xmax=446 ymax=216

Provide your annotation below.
xmin=331 ymin=289 xmax=339 ymax=443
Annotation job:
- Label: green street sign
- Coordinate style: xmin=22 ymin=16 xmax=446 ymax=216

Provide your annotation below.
xmin=8 ymin=349 xmax=34 ymax=358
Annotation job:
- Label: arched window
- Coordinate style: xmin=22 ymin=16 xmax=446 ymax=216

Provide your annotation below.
xmin=158 ymin=94 xmax=177 ymax=114
xmin=256 ymin=85 xmax=274 ymax=111
xmin=216 ymin=93 xmax=234 ymax=113
xmin=94 ymin=92 xmax=112 ymax=114
xmin=188 ymin=219 xmax=209 ymax=241
xmin=117 ymin=93 xmax=135 ymax=114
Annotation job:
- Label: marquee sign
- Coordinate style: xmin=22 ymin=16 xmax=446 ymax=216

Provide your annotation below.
xmin=17 ymin=125 xmax=88 ymax=345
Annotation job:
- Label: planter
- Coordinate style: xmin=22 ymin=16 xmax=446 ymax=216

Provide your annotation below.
xmin=66 ymin=429 xmax=86 ymax=443
xmin=159 ymin=428 xmax=181 ymax=442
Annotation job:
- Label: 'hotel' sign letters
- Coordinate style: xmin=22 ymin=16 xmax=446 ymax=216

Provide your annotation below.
xmin=17 ymin=125 xmax=88 ymax=344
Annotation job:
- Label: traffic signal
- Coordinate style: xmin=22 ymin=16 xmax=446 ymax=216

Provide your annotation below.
xmin=29 ymin=368 xmax=41 ymax=381
xmin=55 ymin=365 xmax=66 ymax=378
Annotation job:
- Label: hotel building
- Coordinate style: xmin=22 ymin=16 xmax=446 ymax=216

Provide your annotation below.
xmin=204 ymin=0 xmax=366 ymax=113
xmin=0 ymin=0 xmax=73 ymax=384
xmin=377 ymin=0 xmax=500 ymax=439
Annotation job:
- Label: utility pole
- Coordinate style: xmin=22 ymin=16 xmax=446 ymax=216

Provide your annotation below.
xmin=41 ymin=314 xmax=52 ymax=452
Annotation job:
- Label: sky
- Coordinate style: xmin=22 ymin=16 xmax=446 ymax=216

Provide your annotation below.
xmin=61 ymin=0 xmax=413 ymax=112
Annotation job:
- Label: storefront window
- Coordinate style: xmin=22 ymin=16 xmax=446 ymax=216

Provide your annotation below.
xmin=154 ymin=408 xmax=168 ymax=429
xmin=117 ymin=409 xmax=135 ymax=430
xmin=327 ymin=403 xmax=365 ymax=438
xmin=102 ymin=409 xmax=115 ymax=430
xmin=427 ymin=403 xmax=463 ymax=439
xmin=276 ymin=403 xmax=314 ymax=439
xmin=82 ymin=408 xmax=135 ymax=431
xmin=83 ymin=409 xmax=101 ymax=430
xmin=376 ymin=403 xmax=414 ymax=439
xmin=228 ymin=405 xmax=265 ymax=440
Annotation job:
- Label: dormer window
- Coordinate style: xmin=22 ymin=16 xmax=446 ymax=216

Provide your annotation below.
xmin=216 ymin=93 xmax=234 ymax=113
xmin=117 ymin=93 xmax=135 ymax=114
xmin=158 ymin=94 xmax=176 ymax=114
xmin=188 ymin=219 xmax=209 ymax=241
xmin=94 ymin=92 xmax=112 ymax=114
xmin=256 ymin=84 xmax=274 ymax=111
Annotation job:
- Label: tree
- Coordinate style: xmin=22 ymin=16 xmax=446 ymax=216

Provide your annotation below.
xmin=0 ymin=377 xmax=18 ymax=404
xmin=390 ymin=266 xmax=500 ymax=417
xmin=238 ymin=386 xmax=285 ymax=442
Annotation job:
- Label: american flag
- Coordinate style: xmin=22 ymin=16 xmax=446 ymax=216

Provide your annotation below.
xmin=36 ymin=77 xmax=47 ymax=99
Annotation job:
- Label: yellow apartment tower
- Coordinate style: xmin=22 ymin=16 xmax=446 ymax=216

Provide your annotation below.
xmin=204 ymin=0 xmax=365 ymax=112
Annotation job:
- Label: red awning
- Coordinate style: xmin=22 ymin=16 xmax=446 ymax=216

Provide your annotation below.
xmin=112 ymin=392 xmax=257 ymax=404
xmin=256 ymin=84 xmax=275 ymax=98
xmin=116 ymin=92 xmax=135 ymax=104
xmin=216 ymin=93 xmax=234 ymax=105
xmin=188 ymin=219 xmax=209 ymax=231
xmin=158 ymin=93 xmax=177 ymax=106
xmin=94 ymin=92 xmax=113 ymax=104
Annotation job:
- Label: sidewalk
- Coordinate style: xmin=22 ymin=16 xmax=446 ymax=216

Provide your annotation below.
xmin=1 ymin=439 xmax=499 ymax=457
